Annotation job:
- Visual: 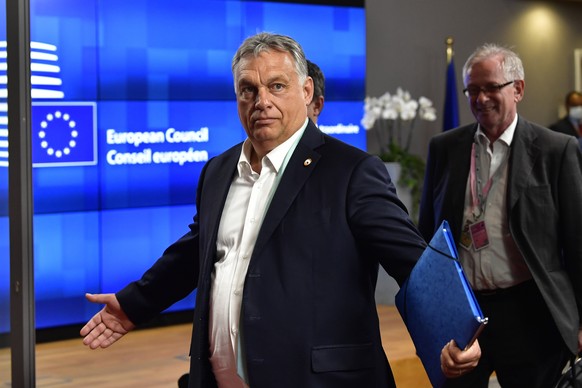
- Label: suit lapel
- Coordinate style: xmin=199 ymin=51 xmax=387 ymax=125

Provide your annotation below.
xmin=251 ymin=122 xmax=324 ymax=261
xmin=445 ymin=126 xmax=475 ymax=239
xmin=202 ymin=147 xmax=240 ymax=229
xmin=507 ymin=118 xmax=539 ymax=210
xmin=199 ymin=146 xmax=240 ymax=279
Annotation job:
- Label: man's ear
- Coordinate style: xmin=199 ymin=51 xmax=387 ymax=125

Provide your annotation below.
xmin=311 ymin=96 xmax=324 ymax=117
xmin=304 ymin=77 xmax=314 ymax=105
xmin=513 ymin=79 xmax=525 ymax=103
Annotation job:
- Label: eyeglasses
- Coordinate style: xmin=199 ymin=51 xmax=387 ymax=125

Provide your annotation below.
xmin=463 ymin=81 xmax=515 ymax=97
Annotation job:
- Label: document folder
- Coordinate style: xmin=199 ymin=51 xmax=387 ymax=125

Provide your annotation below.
xmin=395 ymin=220 xmax=488 ymax=388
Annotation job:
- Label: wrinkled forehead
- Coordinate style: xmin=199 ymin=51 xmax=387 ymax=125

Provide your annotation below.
xmin=233 ymin=50 xmax=306 ymax=88
xmin=235 ymin=51 xmax=293 ymax=77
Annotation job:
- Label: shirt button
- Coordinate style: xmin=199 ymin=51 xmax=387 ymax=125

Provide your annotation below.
xmin=234 ymin=290 xmax=241 ymax=296
xmin=231 ymin=326 xmax=238 ymax=335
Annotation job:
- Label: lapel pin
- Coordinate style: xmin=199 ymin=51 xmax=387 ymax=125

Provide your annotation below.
xmin=304 ymin=158 xmax=312 ymax=167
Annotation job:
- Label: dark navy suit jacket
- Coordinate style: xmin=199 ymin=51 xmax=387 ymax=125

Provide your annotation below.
xmin=116 ymin=121 xmax=427 ymax=387
xmin=549 ymin=116 xmax=579 ymax=138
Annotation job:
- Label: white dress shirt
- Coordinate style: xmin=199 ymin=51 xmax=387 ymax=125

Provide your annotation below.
xmin=208 ymin=119 xmax=308 ymax=387
xmin=459 ymin=115 xmax=532 ymax=290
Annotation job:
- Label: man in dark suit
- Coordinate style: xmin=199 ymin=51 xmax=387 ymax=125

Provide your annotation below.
xmin=80 ymin=32 xmax=480 ymax=388
xmin=306 ymin=59 xmax=325 ymax=125
xmin=549 ymin=90 xmax=582 ymax=138
xmin=419 ymin=43 xmax=582 ymax=388
xmin=174 ymin=57 xmax=327 ymax=388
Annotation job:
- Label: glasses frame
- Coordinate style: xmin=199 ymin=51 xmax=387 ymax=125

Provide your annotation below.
xmin=463 ymin=81 xmax=515 ymax=98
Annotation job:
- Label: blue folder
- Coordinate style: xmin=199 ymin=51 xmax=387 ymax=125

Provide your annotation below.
xmin=395 ymin=220 xmax=488 ymax=388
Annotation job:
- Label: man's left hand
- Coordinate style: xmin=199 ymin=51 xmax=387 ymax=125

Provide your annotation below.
xmin=440 ymin=339 xmax=481 ymax=378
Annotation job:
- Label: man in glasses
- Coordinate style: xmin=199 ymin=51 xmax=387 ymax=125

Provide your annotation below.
xmin=419 ymin=43 xmax=582 ymax=387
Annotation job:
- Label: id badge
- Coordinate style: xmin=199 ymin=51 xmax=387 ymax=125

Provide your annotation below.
xmin=459 ymin=223 xmax=472 ymax=250
xmin=469 ymin=220 xmax=489 ymax=251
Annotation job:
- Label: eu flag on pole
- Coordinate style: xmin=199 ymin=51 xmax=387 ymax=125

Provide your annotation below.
xmin=443 ymin=37 xmax=459 ymax=131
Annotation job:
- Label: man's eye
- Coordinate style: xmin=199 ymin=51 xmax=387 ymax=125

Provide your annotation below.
xmin=239 ymin=86 xmax=255 ymax=96
xmin=272 ymin=83 xmax=285 ymax=91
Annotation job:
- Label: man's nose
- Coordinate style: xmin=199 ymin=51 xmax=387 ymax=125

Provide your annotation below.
xmin=475 ymin=90 xmax=490 ymax=103
xmin=255 ymin=88 xmax=271 ymax=108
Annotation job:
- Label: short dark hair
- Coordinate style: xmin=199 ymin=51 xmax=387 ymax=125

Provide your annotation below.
xmin=565 ymin=90 xmax=582 ymax=107
xmin=307 ymin=59 xmax=325 ymax=103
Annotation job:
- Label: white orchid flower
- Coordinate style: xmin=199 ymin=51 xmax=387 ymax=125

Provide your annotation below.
xmin=418 ymin=96 xmax=433 ymax=108
xmin=361 ymin=115 xmax=376 ymax=130
xmin=400 ymin=100 xmax=419 ymax=120
xmin=420 ymin=106 xmax=437 ymax=121
xmin=361 ymin=88 xmax=436 ymax=150
xmin=382 ymin=107 xmax=398 ymax=120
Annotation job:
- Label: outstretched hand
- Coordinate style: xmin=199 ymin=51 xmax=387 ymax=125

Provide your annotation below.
xmin=80 ymin=293 xmax=135 ymax=349
xmin=440 ymin=339 xmax=481 ymax=379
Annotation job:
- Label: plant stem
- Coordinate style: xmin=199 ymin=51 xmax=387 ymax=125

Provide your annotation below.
xmin=405 ymin=116 xmax=418 ymax=152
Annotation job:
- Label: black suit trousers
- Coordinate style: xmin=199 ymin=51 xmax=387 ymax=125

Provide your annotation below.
xmin=444 ymin=280 xmax=571 ymax=388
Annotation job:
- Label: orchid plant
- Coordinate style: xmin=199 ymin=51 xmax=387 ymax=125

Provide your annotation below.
xmin=361 ymin=88 xmax=437 ymax=157
xmin=361 ymin=88 xmax=437 ymax=221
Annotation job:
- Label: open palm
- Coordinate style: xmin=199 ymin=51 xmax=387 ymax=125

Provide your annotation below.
xmin=80 ymin=293 xmax=136 ymax=349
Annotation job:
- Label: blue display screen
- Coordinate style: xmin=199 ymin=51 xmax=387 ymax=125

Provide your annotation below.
xmin=0 ymin=0 xmax=365 ymax=331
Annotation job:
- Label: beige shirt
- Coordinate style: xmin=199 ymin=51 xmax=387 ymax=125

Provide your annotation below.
xmin=208 ymin=120 xmax=308 ymax=387
xmin=459 ymin=115 xmax=532 ymax=290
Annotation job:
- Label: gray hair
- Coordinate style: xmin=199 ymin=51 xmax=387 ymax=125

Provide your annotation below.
xmin=462 ymin=43 xmax=525 ymax=83
xmin=231 ymin=32 xmax=308 ymax=84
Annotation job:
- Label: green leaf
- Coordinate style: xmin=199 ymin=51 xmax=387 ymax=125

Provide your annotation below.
xmin=379 ymin=143 xmax=425 ymax=223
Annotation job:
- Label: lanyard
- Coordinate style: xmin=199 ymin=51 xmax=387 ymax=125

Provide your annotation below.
xmin=468 ymin=141 xmax=508 ymax=218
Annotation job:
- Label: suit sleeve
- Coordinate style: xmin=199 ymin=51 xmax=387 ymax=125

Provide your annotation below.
xmin=346 ymin=154 xmax=426 ymax=285
xmin=557 ymin=138 xmax=582 ymax=316
xmin=115 ymin=225 xmax=200 ymax=325
xmin=418 ymin=138 xmax=438 ymax=241
xmin=115 ymin=162 xmax=209 ymax=325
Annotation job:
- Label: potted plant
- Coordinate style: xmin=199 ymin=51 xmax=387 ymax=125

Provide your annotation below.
xmin=361 ymin=88 xmax=437 ymax=221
